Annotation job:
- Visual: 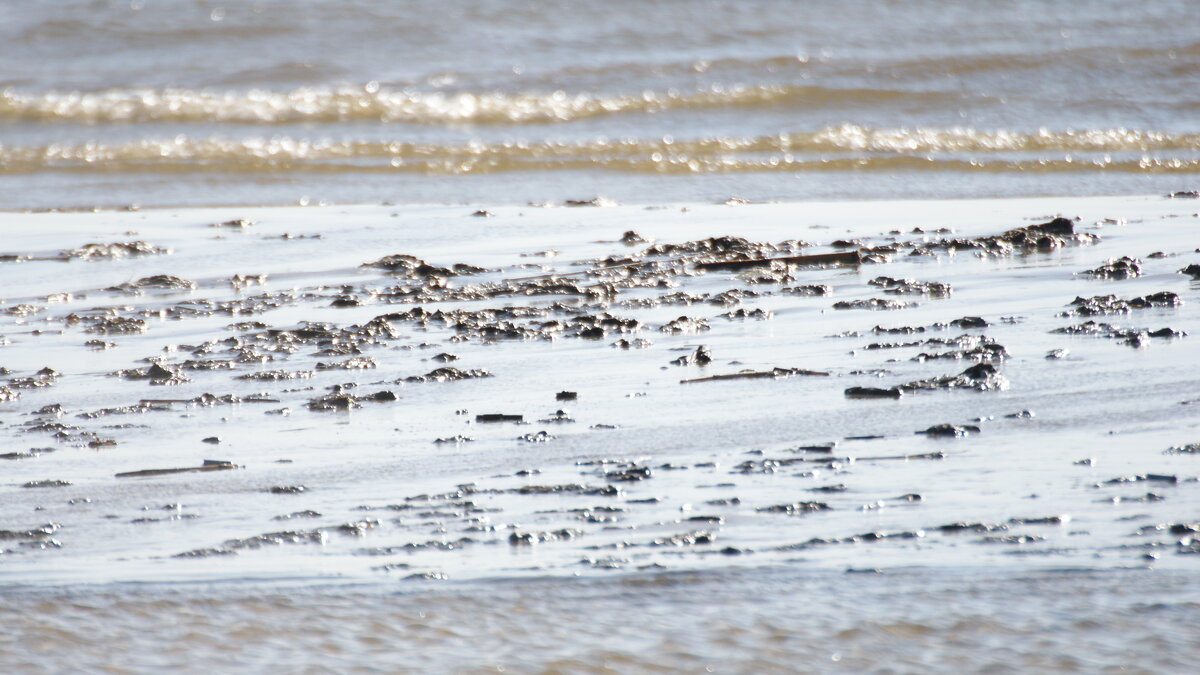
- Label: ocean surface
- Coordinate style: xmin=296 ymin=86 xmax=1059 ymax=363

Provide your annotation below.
xmin=2 ymin=0 xmax=1199 ymax=210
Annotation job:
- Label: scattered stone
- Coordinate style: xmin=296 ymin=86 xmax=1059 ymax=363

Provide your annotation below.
xmin=915 ymin=424 xmax=981 ymax=437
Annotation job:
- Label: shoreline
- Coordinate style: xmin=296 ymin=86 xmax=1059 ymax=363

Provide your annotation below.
xmin=3 ymin=187 xmax=1195 ymax=216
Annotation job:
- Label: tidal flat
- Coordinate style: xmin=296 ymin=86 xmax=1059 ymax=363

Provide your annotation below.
xmin=2 ymin=194 xmax=1199 ymax=670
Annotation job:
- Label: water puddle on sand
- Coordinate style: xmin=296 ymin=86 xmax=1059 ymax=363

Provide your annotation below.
xmin=1 ymin=194 xmax=1199 ymax=586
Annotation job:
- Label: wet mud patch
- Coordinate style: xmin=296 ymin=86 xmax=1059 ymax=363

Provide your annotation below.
xmin=2 ymin=199 xmax=1199 ymax=584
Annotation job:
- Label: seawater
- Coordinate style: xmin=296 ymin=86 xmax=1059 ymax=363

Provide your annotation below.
xmin=2 ymin=0 xmax=1199 ymax=209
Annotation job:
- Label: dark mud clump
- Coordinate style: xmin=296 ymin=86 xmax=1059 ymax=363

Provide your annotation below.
xmin=851 ymin=363 xmax=1008 ymax=397
xmin=659 ymin=316 xmax=710 ymax=334
xmin=315 ymin=356 xmax=377 ymax=371
xmin=111 ymin=363 xmax=190 ymax=385
xmin=1080 ymin=257 xmax=1142 ymax=280
xmin=1164 ymin=443 xmax=1200 ymax=455
xmin=670 ymin=345 xmax=712 ymax=366
xmin=868 ymin=276 xmax=952 ymax=298
xmin=175 ymin=528 xmax=326 ymax=557
xmin=402 ymin=367 xmax=493 ymax=383
xmin=1052 ymin=321 xmax=1186 ymax=347
xmin=8 ymin=367 xmax=61 ymax=390
xmin=909 ymin=217 xmax=1098 ymax=256
xmin=211 ymin=218 xmax=255 ymax=228
xmin=107 ymin=275 xmax=197 ymax=293
xmin=236 ymin=369 xmax=315 ymax=381
xmin=1061 ymin=292 xmax=1182 ymax=317
xmin=361 ymin=253 xmax=485 ymax=279
xmin=509 ymin=529 xmax=583 ymax=546
xmin=912 ymin=337 xmax=1009 ymax=362
xmin=306 ymin=390 xmax=396 ymax=411
xmin=22 ymin=480 xmax=73 ymax=488
xmin=916 ymin=424 xmax=981 ymax=437
xmin=757 ymin=501 xmax=831 ymax=515
xmin=899 ymin=363 xmax=1008 ymax=392
xmin=63 ymin=241 xmax=168 ymax=260
xmin=640 ymin=235 xmax=804 ymax=261
xmin=833 ymin=298 xmax=913 ymax=311
xmin=81 ymin=316 xmax=147 ymax=335
xmin=781 ymin=284 xmax=832 ymax=296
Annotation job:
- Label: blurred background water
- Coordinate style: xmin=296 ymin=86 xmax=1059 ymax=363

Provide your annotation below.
xmin=1 ymin=0 xmax=1198 ymax=209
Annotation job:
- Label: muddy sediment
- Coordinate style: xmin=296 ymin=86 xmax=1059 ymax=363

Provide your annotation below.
xmin=1 ymin=200 xmax=1197 ymax=585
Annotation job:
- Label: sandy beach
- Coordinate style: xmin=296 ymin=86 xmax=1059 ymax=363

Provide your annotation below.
xmin=1 ymin=194 xmax=1198 ymax=670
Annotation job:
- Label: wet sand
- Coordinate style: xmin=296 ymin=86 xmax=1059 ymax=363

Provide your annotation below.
xmin=2 ymin=194 xmax=1199 ymax=668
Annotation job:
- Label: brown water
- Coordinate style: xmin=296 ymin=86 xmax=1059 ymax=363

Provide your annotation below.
xmin=2 ymin=0 xmax=1199 ymax=208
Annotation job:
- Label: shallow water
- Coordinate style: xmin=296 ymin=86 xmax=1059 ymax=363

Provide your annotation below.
xmin=2 ymin=0 xmax=1199 ymax=208
xmin=2 ymin=568 xmax=1198 ymax=673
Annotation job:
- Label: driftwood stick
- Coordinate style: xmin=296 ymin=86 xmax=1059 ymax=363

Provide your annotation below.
xmin=681 ymin=367 xmax=831 ymax=384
